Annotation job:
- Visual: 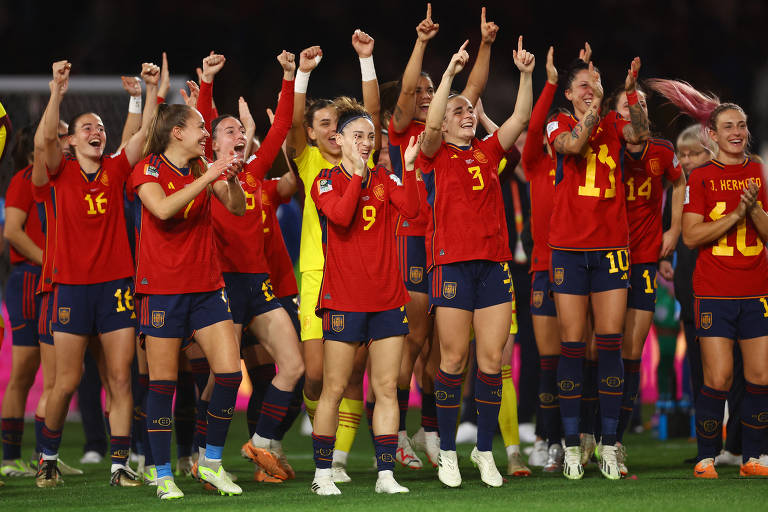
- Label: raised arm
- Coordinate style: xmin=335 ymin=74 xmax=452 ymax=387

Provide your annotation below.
xmin=420 ymin=41 xmax=470 ymax=158
xmin=496 ymin=36 xmax=534 ymax=151
xmin=212 ymin=170 xmax=246 ymax=216
xmin=38 ymin=60 xmax=70 ymax=176
xmin=460 ymin=7 xmax=498 ymax=107
xmin=353 ymin=30 xmax=381 ymax=151
xmin=660 ymin=173 xmax=687 ymax=257
xmin=392 ymin=3 xmax=439 ymax=133
xmin=286 ymin=46 xmax=322 ymax=160
xmin=748 ymin=182 xmax=768 ymax=242
xmin=622 ymin=57 xmax=650 ymax=144
xmin=552 ymin=62 xmax=602 ymax=156
xmin=123 ymin=62 xmax=160 ymax=166
xmin=474 ymin=98 xmax=499 ymax=134
xmin=119 ymin=76 xmax=143 ymax=147
xmin=198 ymin=52 xmax=226 ymax=160
xmin=522 ymin=47 xmax=557 ymax=168
xmin=389 ymin=135 xmax=421 ymax=219
xmin=158 ymin=52 xmax=170 ymax=103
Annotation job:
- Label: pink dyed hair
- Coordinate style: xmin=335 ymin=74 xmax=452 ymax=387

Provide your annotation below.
xmin=647 ymin=79 xmax=746 ymax=130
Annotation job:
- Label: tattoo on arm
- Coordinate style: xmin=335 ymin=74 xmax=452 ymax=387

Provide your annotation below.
xmin=627 ymin=103 xmax=649 ymax=143
xmin=393 ymin=104 xmax=403 ymax=123
xmin=570 ymin=125 xmax=583 ymax=140
xmin=553 ymin=132 xmax=570 ymax=153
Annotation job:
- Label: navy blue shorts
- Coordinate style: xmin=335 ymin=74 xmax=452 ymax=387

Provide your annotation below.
xmin=429 ymin=260 xmax=513 ymax=312
xmin=627 ymin=263 xmax=657 ymax=312
xmin=321 ymin=307 xmax=409 ymax=344
xmin=138 ymin=288 xmax=232 ymax=340
xmin=530 ymin=270 xmax=557 ymax=317
xmin=550 ymin=249 xmax=630 ymax=295
xmin=52 ymin=278 xmax=136 ymax=336
xmin=280 ymin=295 xmax=300 ymax=337
xmin=224 ymin=272 xmax=282 ymax=327
xmin=695 ymin=297 xmax=768 ymax=340
xmin=5 ymin=264 xmax=42 ymax=347
xmin=38 ymin=292 xmax=54 ymax=346
xmin=397 ymin=235 xmax=428 ymax=294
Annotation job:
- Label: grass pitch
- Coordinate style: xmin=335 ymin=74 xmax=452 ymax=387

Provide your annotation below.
xmin=2 ymin=412 xmax=765 ymax=511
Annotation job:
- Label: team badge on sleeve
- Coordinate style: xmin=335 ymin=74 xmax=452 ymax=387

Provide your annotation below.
xmin=700 ymin=312 xmax=712 ymax=330
xmin=58 ymin=307 xmax=71 ymax=325
xmin=442 ymin=282 xmax=457 ymax=299
xmin=152 ymin=310 xmax=165 ymax=328
xmin=317 ymin=179 xmax=333 ymax=194
xmin=331 ymin=314 xmax=345 ymax=332
xmin=144 ymin=164 xmax=159 ymax=178
xmin=554 ymin=268 xmax=565 ymax=286
xmin=546 ymin=121 xmax=559 ymax=138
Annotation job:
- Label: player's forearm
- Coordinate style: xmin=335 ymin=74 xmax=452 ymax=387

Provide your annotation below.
xmin=393 ymin=40 xmax=428 ymax=132
xmin=422 ymin=71 xmax=454 ymax=157
xmin=4 ymin=228 xmax=43 ymax=265
xmin=626 ymin=102 xmax=650 ymax=143
xmin=668 ymin=174 xmax=686 ymax=238
xmin=498 ymin=72 xmax=532 ymax=151
xmin=682 ymin=211 xmax=740 ymax=249
xmin=286 ymin=91 xmax=307 ymax=161
xmin=748 ymin=205 xmax=768 ymax=243
xmin=42 ymin=90 xmax=64 ymax=172
xmin=123 ymin=83 xmax=158 ymax=166
xmin=322 ymin=176 xmax=362 ymax=227
xmin=361 ymin=65 xmax=381 ymax=152
xmin=252 ymin=80 xmax=295 ymax=181
xmin=140 ymin=179 xmax=210 ymax=221
xmin=554 ymin=104 xmax=600 ymax=155
xmin=461 ymin=42 xmax=491 ymax=107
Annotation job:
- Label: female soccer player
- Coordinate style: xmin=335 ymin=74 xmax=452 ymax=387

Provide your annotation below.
xmin=133 ymin=103 xmax=245 ymax=499
xmin=287 ymin=33 xmax=380 ymax=482
xmin=309 ymin=99 xmax=419 ymax=496
xmin=545 ymin=55 xmax=648 ymax=480
xmin=650 ymin=79 xmax=768 ymax=478
xmin=32 ymin=59 xmax=159 ymax=488
xmin=202 ymin=50 xmax=304 ymax=481
xmin=610 ymin=86 xmax=686 ymax=475
xmin=418 ymin=37 xmax=533 ymax=488
xmin=388 ymin=4 xmax=501 ymax=469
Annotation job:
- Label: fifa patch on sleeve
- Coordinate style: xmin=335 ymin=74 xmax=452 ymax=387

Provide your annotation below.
xmin=684 ymin=186 xmax=689 ymax=205
xmin=317 ymin=179 xmax=333 ymax=194
xmin=389 ymin=174 xmax=403 ymax=186
xmin=672 ymin=154 xmax=680 ymax=168
xmin=144 ymin=164 xmax=159 ymax=178
xmin=246 ymin=154 xmax=257 ymax=164
xmin=546 ymin=121 xmax=559 ymax=138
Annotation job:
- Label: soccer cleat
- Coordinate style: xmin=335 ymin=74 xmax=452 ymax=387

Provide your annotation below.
xmin=375 ymin=470 xmax=409 ymax=494
xmin=714 ymin=449 xmax=741 ymax=467
xmin=143 ymin=465 xmax=158 ymax=486
xmin=412 ymin=427 xmax=439 ymax=468
xmin=254 ymin=467 xmax=284 ymax=483
xmin=760 ymin=454 xmax=768 ymax=467
xmin=562 ymin=446 xmax=584 ymax=480
xmin=507 ymin=450 xmax=531 ymax=477
xmin=437 ymin=449 xmax=462 ymax=488
xmin=598 ymin=444 xmax=621 ymax=480
xmin=470 ymin=447 xmax=502 ymax=487
xmin=35 ymin=459 xmax=63 ymax=488
xmin=198 ymin=462 xmax=242 ymax=496
xmin=615 ymin=443 xmax=628 ymax=476
xmin=156 ymin=478 xmax=184 ymax=500
xmin=579 ymin=434 xmax=596 ymax=466
xmin=455 ymin=422 xmax=477 ymax=444
xmin=110 ymin=465 xmax=143 ymax=487
xmin=175 ymin=456 xmax=194 ymax=477
xmin=396 ymin=431 xmax=423 ymax=469
xmin=241 ymin=439 xmax=287 ymax=480
xmin=135 ymin=454 xmax=145 ymax=477
xmin=331 ymin=461 xmax=351 ymax=483
xmin=518 ymin=422 xmax=537 ymax=444
xmin=693 ymin=458 xmax=718 ymax=479
xmin=79 ymin=450 xmax=103 ymax=464
xmin=739 ymin=458 xmax=768 ymax=477
xmin=528 ymin=439 xmax=548 ymax=467
xmin=57 ymin=458 xmax=84 ymax=476
xmin=272 ymin=443 xmax=296 ymax=480
xmin=311 ymin=474 xmax=342 ymax=495
xmin=543 ymin=443 xmax=564 ymax=473
xmin=1 ymin=458 xmax=36 ymax=477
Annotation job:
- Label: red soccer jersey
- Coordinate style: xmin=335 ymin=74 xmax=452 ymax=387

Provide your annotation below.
xmin=47 ymin=152 xmax=134 ymax=284
xmin=262 ymin=179 xmax=298 ymax=298
xmin=624 ymin=138 xmax=683 ymax=263
xmin=6 ymin=166 xmax=45 ymax=266
xmin=133 ymin=154 xmax=224 ymax=294
xmin=523 ymin=82 xmax=557 ymax=272
xmin=547 ymin=111 xmax=630 ymax=251
xmin=419 ymin=132 xmax=512 ymax=269
xmin=32 ymin=182 xmax=56 ymax=293
xmin=388 ymin=117 xmax=430 ymax=236
xmin=683 ymin=158 xmax=768 ymax=298
xmin=311 ymin=164 xmax=418 ymax=313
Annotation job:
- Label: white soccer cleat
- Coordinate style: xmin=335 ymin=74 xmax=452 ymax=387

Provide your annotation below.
xmin=311 ymin=470 xmax=342 ymax=496
xmin=543 ymin=443 xmax=564 ymax=473
xmin=528 ymin=439 xmax=548 ymax=467
xmin=412 ymin=428 xmax=440 ymax=468
xmin=198 ymin=461 xmax=242 ymax=496
xmin=598 ymin=444 xmax=621 ymax=480
xmin=375 ymin=470 xmax=409 ymax=494
xmin=437 ymin=449 xmax=461 ymax=488
xmin=331 ymin=461 xmax=351 ymax=483
xmin=396 ymin=431 xmax=423 ymax=469
xmin=455 ymin=422 xmax=477 ymax=444
xmin=563 ymin=446 xmax=584 ymax=480
xmin=58 ymin=458 xmax=84 ymax=475
xmin=79 ymin=451 xmax=103 ymax=464
xmin=156 ymin=478 xmax=184 ymax=500
xmin=714 ymin=449 xmax=741 ymax=467
xmin=470 ymin=447 xmax=502 ymax=487
xmin=143 ymin=465 xmax=158 ymax=486
xmin=507 ymin=449 xmax=531 ymax=477
xmin=616 ymin=443 xmax=628 ymax=476
xmin=579 ymin=434 xmax=596 ymax=466
xmin=518 ymin=422 xmax=537 ymax=444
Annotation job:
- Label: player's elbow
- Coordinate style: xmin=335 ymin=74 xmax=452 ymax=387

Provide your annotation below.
xmin=681 ymin=230 xmax=698 ymax=250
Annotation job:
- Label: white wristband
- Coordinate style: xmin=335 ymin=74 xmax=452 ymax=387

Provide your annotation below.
xmin=359 ymin=56 xmax=376 ymax=81
xmin=128 ymin=95 xmax=142 ymax=114
xmin=295 ymin=70 xmax=311 ymax=94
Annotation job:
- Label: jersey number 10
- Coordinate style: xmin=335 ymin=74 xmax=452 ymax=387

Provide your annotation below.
xmin=709 ymin=201 xmax=763 ymax=257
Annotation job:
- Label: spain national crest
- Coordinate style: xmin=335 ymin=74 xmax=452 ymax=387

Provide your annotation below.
xmin=553 ymin=268 xmax=565 ymax=286
xmin=409 ymin=266 xmax=424 ymax=284
xmin=58 ymin=307 xmax=70 ymax=325
xmin=246 ymin=173 xmax=258 ymax=188
xmin=649 ymin=158 xmax=662 ymax=175
xmin=532 ymin=291 xmax=544 ymax=309
xmin=473 ymin=149 xmax=488 ymax=163
xmin=100 ymin=171 xmax=109 ymax=186
xmin=331 ymin=314 xmax=344 ymax=332
xmin=701 ymin=312 xmax=712 ymax=330
xmin=373 ymin=184 xmax=385 ymax=202
xmin=152 ymin=310 xmax=165 ymax=328
xmin=261 ymin=191 xmax=270 ymax=205
xmin=442 ymin=282 xmax=457 ymax=299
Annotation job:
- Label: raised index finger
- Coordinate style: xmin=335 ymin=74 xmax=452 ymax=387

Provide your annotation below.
xmin=481 ymin=6 xmax=486 ymax=24
xmin=426 ymin=2 xmax=432 ymax=21
xmin=518 ymin=35 xmax=523 ymax=53
xmin=459 ymin=39 xmax=469 ymax=52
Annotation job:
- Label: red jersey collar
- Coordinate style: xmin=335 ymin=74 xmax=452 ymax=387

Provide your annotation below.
xmin=339 ymin=163 xmax=372 ymax=188
xmin=160 ymin=153 xmax=191 ymax=176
